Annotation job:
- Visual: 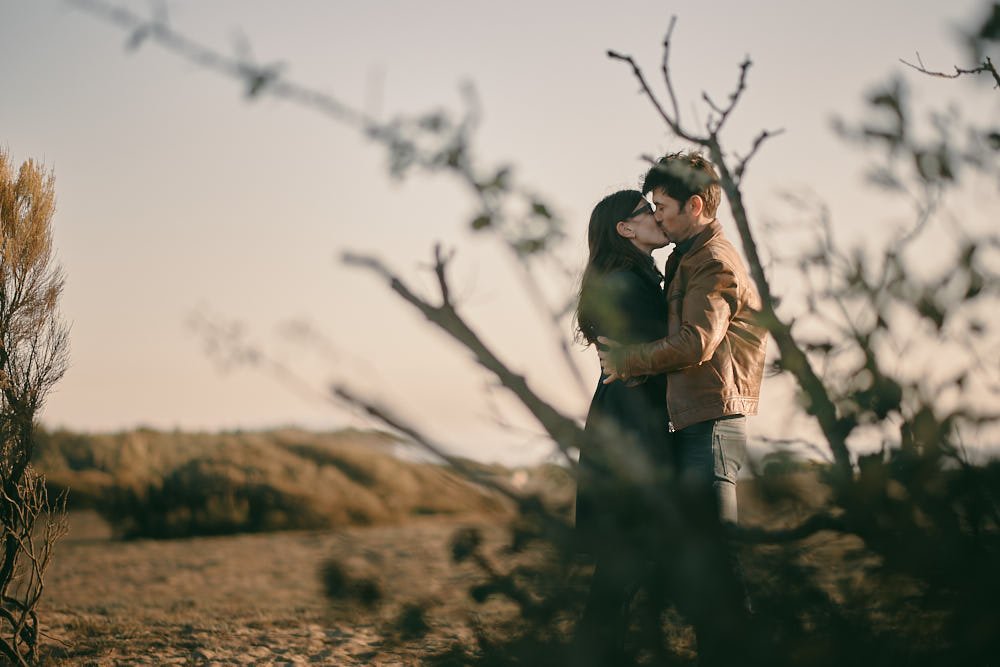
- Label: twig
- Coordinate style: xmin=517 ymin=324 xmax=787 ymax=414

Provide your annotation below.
xmin=901 ymin=53 xmax=1000 ymax=89
xmin=608 ymin=44 xmax=705 ymax=146
xmin=702 ymin=92 xmax=725 ymax=117
xmin=432 ymin=244 xmax=454 ymax=307
xmin=661 ymin=16 xmax=681 ymax=126
xmin=705 ymin=57 xmax=752 ymax=133
xmin=735 ymin=128 xmax=785 ymax=181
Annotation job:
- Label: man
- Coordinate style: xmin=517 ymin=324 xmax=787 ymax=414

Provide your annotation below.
xmin=598 ymin=151 xmax=767 ymax=525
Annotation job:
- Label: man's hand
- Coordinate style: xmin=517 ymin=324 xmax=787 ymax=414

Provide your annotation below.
xmin=597 ymin=336 xmax=626 ymax=385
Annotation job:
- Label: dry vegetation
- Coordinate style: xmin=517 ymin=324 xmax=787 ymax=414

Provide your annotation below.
xmin=37 ymin=510 xmax=516 ymax=665
xmin=29 ymin=427 xmax=571 ymax=665
xmin=0 ymin=149 xmax=71 ymax=664
xmin=29 ymin=441 xmax=864 ymax=666
xmin=33 ymin=427 xmax=515 ymax=538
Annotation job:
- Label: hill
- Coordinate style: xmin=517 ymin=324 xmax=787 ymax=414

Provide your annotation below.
xmin=33 ymin=427 xmax=514 ymax=538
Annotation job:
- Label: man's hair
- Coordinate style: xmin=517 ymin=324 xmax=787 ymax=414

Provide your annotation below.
xmin=641 ymin=152 xmax=722 ymax=218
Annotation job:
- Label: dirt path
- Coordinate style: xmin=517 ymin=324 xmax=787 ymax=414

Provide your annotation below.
xmin=40 ymin=512 xmax=511 ymax=665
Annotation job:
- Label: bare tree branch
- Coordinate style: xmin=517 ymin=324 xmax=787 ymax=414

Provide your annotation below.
xmin=343 ymin=250 xmax=583 ymax=464
xmin=432 ymin=244 xmax=455 ymax=308
xmin=707 ymin=142 xmax=856 ymax=477
xmin=610 ymin=19 xmax=858 ymax=477
xmin=704 ymin=57 xmax=752 ymax=133
xmin=735 ymin=128 xmax=785 ymax=181
xmin=901 ymin=53 xmax=1000 ymax=89
xmin=608 ymin=44 xmax=705 ymax=146
xmin=660 ymin=16 xmax=682 ymax=126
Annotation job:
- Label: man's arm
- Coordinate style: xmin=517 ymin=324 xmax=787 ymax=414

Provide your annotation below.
xmin=607 ymin=258 xmax=739 ymax=379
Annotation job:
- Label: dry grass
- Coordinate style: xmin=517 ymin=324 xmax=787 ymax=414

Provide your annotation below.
xmin=35 ymin=428 xmax=512 ymax=538
xmin=31 ymin=467 xmax=877 ymax=666
xmin=31 ymin=431 xmax=945 ymax=665
xmin=38 ymin=511 xmax=517 ymax=666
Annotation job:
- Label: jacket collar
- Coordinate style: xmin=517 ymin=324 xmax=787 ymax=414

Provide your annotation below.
xmin=679 ymin=218 xmax=722 ymax=258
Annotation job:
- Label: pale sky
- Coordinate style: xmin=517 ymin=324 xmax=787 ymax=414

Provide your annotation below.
xmin=1 ymin=0 xmax=996 ymax=464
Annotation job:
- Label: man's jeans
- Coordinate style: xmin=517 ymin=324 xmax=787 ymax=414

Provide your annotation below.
xmin=673 ymin=415 xmax=747 ymax=524
xmin=672 ymin=415 xmax=751 ymax=664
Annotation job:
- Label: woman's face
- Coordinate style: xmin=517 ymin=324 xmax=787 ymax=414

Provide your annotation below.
xmin=618 ymin=199 xmax=669 ymax=254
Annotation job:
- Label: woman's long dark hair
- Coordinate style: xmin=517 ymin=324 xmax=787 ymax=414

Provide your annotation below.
xmin=575 ymin=189 xmax=661 ymax=346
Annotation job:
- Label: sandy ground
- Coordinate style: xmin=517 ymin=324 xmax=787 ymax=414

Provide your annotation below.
xmin=39 ymin=511 xmax=515 ymax=666
xmin=36 ymin=473 xmax=846 ymax=665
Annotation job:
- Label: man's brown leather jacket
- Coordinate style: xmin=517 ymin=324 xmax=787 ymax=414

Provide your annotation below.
xmin=618 ymin=219 xmax=767 ymax=431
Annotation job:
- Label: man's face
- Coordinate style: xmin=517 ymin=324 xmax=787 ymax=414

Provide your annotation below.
xmin=651 ymin=188 xmax=697 ymax=244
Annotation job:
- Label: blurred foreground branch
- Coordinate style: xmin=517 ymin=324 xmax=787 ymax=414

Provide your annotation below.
xmin=67 ymin=0 xmax=589 ymax=400
xmin=343 ymin=247 xmax=582 ymax=464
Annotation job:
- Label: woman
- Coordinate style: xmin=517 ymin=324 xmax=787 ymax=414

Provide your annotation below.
xmin=572 ymin=189 xmax=671 ymax=664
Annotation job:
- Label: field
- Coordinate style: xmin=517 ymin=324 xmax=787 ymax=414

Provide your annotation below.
xmin=40 ymin=511 xmax=513 ymax=665
xmin=30 ymin=428 xmax=854 ymax=666
xmin=31 ymin=428 xmax=554 ymax=665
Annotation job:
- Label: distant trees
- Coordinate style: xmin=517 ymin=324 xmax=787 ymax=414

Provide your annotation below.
xmin=0 ymin=150 xmax=69 ymax=665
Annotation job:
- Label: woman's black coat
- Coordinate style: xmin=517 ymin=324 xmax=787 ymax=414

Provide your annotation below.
xmin=575 ymin=265 xmax=670 ymax=554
